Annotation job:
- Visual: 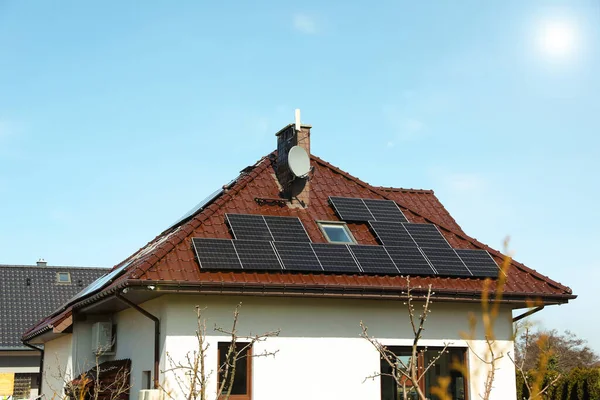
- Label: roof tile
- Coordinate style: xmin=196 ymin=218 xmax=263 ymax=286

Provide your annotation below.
xmin=1 ymin=265 xmax=107 ymax=348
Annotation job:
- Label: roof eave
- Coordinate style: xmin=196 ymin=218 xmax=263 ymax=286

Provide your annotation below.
xmin=122 ymin=279 xmax=577 ymax=306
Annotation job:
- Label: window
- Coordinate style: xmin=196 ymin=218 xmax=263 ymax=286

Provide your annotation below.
xmin=380 ymin=347 xmax=467 ymax=400
xmin=317 ymin=221 xmax=356 ymax=244
xmin=218 ymin=342 xmax=251 ymax=400
xmin=57 ymin=272 xmax=71 ymax=283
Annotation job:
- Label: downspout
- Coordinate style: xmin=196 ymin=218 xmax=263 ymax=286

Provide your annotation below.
xmin=512 ymin=305 xmax=545 ymax=323
xmin=114 ymin=293 xmax=160 ymax=389
xmin=22 ymin=341 xmax=44 ymax=394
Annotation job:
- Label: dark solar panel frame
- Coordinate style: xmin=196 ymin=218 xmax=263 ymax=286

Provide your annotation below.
xmin=363 ymin=199 xmax=408 ymax=223
xmin=420 ymin=247 xmax=472 ymax=277
xmin=348 ymin=245 xmax=399 ymax=274
xmin=264 ymin=216 xmax=311 ymax=242
xmin=369 ymin=221 xmax=417 ymax=247
xmin=273 ymin=241 xmax=323 ymax=272
xmin=192 ymin=238 xmax=243 ymax=270
xmin=226 ymin=214 xmax=273 ymax=241
xmin=403 ymin=224 xmax=452 ymax=249
xmin=455 ymin=249 xmax=500 ymax=278
xmin=329 ymin=197 xmax=375 ymax=221
xmin=310 ymin=243 xmax=362 ymax=274
xmin=232 ymin=240 xmax=283 ymax=271
xmin=385 ymin=246 xmax=437 ymax=276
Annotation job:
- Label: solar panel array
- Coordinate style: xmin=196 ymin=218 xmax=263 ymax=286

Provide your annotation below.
xmin=420 ymin=247 xmax=472 ymax=277
xmin=193 ymin=238 xmax=493 ymax=277
xmin=70 ymin=261 xmax=132 ymax=302
xmin=190 ymin=199 xmax=500 ymax=279
xmin=403 ymin=224 xmax=452 ymax=249
xmin=234 ymin=240 xmax=282 ymax=270
xmin=368 ymin=221 xmax=416 ymax=246
xmin=312 ymin=244 xmax=361 ymax=273
xmin=191 ymin=238 xmax=243 ymax=270
xmin=330 ymin=197 xmax=408 ymax=223
xmin=362 ymin=199 xmax=408 ymax=223
xmin=226 ymin=214 xmax=310 ymax=242
xmin=350 ymin=245 xmax=398 ymax=274
xmin=385 ymin=246 xmax=436 ymax=276
xmin=456 ymin=249 xmax=502 ymax=277
xmin=328 ymin=197 xmax=374 ymax=221
xmin=272 ymin=241 xmax=322 ymax=272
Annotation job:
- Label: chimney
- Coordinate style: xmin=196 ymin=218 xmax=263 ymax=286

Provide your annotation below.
xmin=275 ymin=109 xmax=311 ymax=207
xmin=36 ymin=258 xmax=47 ymax=267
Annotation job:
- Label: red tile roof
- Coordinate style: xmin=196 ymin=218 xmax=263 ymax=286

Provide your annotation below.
xmin=23 ymin=151 xmax=575 ymax=341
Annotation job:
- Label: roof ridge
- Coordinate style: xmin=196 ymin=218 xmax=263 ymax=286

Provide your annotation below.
xmin=309 ymin=155 xmax=572 ymax=294
xmin=376 ymin=186 xmax=435 ymax=194
xmin=0 ymin=264 xmax=109 ymax=270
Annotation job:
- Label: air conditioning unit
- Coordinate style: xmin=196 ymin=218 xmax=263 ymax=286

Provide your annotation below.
xmin=139 ymin=389 xmax=162 ymax=400
xmin=91 ymin=321 xmax=113 ymax=354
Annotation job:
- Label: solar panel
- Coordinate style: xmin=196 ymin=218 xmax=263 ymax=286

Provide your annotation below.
xmin=369 ymin=221 xmax=416 ymax=246
xmin=232 ymin=240 xmax=283 ymax=271
xmin=264 ymin=216 xmax=311 ymax=242
xmin=363 ymin=199 xmax=408 ymax=223
xmin=192 ymin=238 xmax=243 ymax=270
xmin=70 ymin=261 xmax=132 ymax=301
xmin=273 ymin=241 xmax=323 ymax=272
xmin=349 ymin=245 xmax=399 ymax=274
xmin=311 ymin=243 xmax=361 ymax=273
xmin=420 ymin=247 xmax=472 ymax=277
xmin=385 ymin=246 xmax=436 ymax=276
xmin=168 ymin=187 xmax=224 ymax=230
xmin=455 ymin=249 xmax=500 ymax=278
xmin=329 ymin=197 xmax=374 ymax=221
xmin=403 ymin=224 xmax=452 ymax=249
xmin=226 ymin=214 xmax=273 ymax=241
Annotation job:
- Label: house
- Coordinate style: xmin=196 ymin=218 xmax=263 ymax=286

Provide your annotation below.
xmin=22 ymin=118 xmax=576 ymax=400
xmin=0 ymin=261 xmax=107 ymax=399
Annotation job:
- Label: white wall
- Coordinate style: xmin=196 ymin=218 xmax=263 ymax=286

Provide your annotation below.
xmin=67 ymin=297 xmax=167 ymax=398
xmin=111 ymin=297 xmax=166 ymax=397
xmin=42 ymin=334 xmax=73 ymax=399
xmin=162 ymin=294 xmax=517 ymax=400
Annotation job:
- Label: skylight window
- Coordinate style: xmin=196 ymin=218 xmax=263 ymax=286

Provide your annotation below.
xmin=318 ymin=221 xmax=356 ymax=244
xmin=57 ymin=272 xmax=71 ymax=283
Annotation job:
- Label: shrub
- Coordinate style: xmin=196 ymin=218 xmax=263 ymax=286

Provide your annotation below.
xmin=515 ymin=367 xmax=600 ymax=400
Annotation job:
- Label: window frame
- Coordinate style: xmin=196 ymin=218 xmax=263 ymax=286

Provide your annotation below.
xmin=317 ymin=221 xmax=357 ymax=244
xmin=217 ymin=342 xmax=252 ymax=400
xmin=56 ymin=272 xmax=71 ymax=283
xmin=380 ymin=346 xmax=469 ymax=400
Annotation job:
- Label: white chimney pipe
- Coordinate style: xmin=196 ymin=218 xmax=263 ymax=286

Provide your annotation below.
xmin=295 ymin=109 xmax=301 ymax=132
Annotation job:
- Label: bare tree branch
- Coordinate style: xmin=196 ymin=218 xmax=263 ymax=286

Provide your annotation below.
xmin=161 ymin=303 xmax=279 ymax=400
xmin=361 ymin=280 xmax=448 ymax=400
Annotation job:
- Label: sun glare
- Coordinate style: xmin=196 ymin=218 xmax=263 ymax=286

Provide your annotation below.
xmin=536 ymin=18 xmax=579 ymax=59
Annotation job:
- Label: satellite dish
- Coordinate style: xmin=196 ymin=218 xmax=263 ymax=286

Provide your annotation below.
xmin=288 ymin=145 xmax=310 ymax=178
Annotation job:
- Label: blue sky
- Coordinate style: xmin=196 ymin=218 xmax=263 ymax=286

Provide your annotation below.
xmin=1 ymin=1 xmax=599 ymax=351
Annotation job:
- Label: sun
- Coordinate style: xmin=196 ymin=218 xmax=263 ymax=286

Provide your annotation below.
xmin=536 ymin=19 xmax=579 ymax=59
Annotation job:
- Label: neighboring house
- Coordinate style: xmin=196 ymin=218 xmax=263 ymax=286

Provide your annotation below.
xmin=0 ymin=261 xmax=107 ymax=399
xmin=23 ymin=120 xmax=576 ymax=400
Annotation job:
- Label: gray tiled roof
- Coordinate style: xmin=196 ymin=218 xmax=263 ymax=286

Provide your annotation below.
xmin=0 ymin=264 xmax=108 ymax=349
